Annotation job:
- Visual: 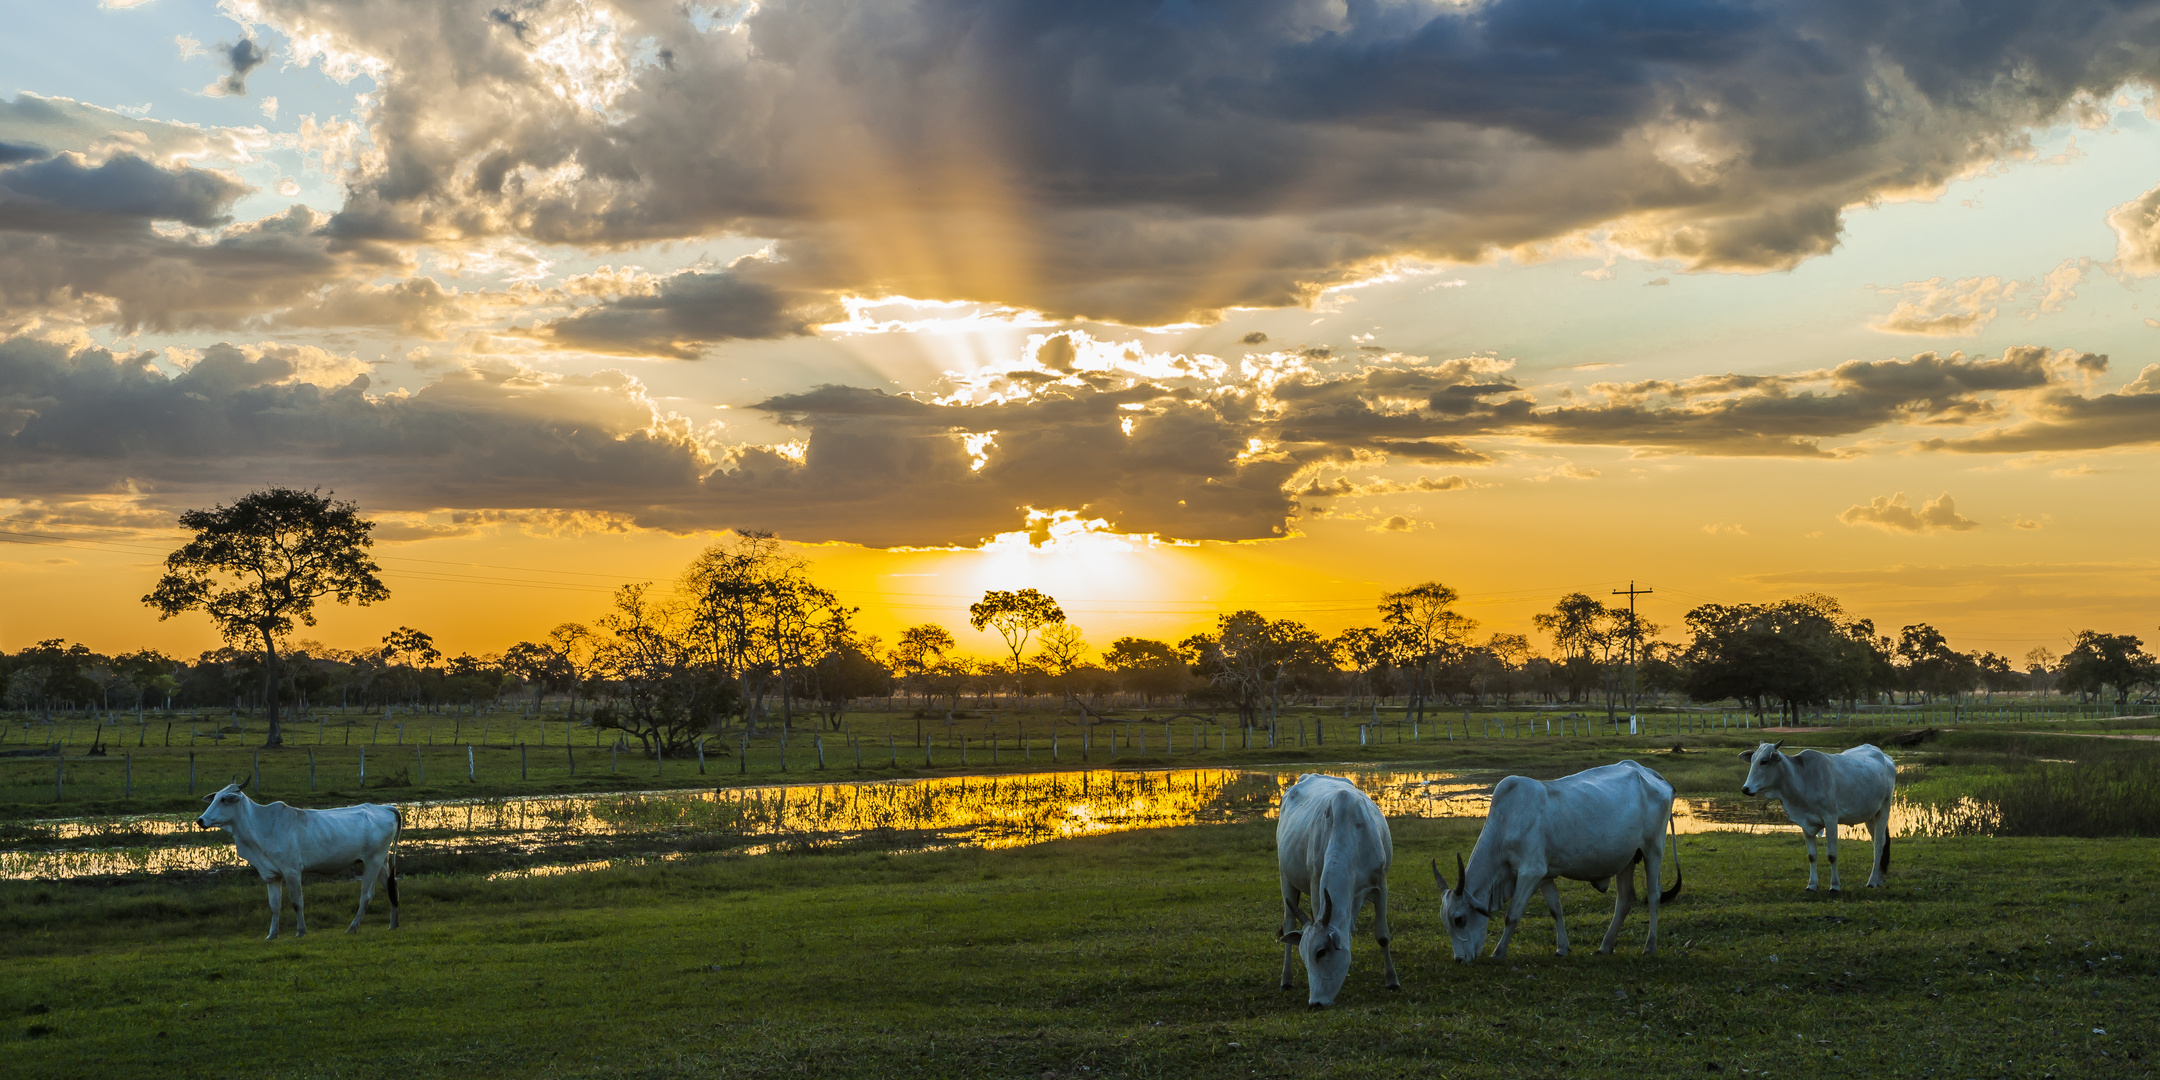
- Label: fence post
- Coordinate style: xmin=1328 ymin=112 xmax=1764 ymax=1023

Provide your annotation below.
xmin=415 ymin=749 xmax=423 ymax=785
xmin=817 ymin=736 xmax=825 ymax=770
xmin=308 ymin=748 xmax=316 ymax=792
xmin=360 ymin=746 xmax=366 ymax=782
xmin=253 ymin=751 xmax=262 ymax=791
xmin=568 ymin=745 xmax=576 ymax=777
xmin=889 ymin=735 xmax=897 ymax=768
xmin=1052 ymin=731 xmax=1059 ymax=762
xmin=924 ymin=736 xmax=933 ymax=767
xmin=961 ymin=737 xmax=968 ymax=767
xmin=468 ymin=745 xmax=476 ymax=781
xmin=854 ymin=736 xmax=861 ymax=770
xmin=612 ymin=744 xmax=619 ymax=773
xmin=697 ymin=739 xmax=705 ymax=775
xmin=780 ymin=734 xmax=787 ymax=772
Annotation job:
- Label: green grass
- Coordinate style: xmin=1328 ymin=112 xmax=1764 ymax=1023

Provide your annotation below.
xmin=1 ymin=817 xmax=2154 ymax=1079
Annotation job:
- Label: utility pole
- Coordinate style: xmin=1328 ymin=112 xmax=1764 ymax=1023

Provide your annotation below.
xmin=1611 ymin=582 xmax=1653 ymax=718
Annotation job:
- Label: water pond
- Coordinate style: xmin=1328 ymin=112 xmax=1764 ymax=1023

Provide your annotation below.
xmin=0 ymin=766 xmax=1989 ymax=882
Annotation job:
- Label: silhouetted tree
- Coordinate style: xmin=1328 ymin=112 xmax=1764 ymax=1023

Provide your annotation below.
xmin=2059 ymin=631 xmax=2156 ymax=708
xmin=969 ymin=588 xmax=1065 ymax=700
xmin=144 ymin=488 xmax=386 ymax=747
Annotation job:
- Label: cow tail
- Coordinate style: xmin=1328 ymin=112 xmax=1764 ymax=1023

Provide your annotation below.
xmin=1880 ymin=833 xmax=1891 ymax=875
xmin=1658 ymin=814 xmax=1683 ymax=905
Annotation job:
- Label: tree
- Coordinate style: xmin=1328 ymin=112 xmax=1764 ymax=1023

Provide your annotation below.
xmin=1533 ymin=592 xmax=1609 ymax=705
xmin=143 ymin=488 xmax=386 ymax=747
xmin=1680 ymin=597 xmax=1893 ymax=723
xmin=2059 ymin=631 xmax=2156 ymax=708
xmin=891 ymin=624 xmax=956 ymax=708
xmin=969 ymin=588 xmax=1065 ymax=699
xmin=1103 ymin=636 xmax=1187 ymax=704
xmin=502 ymin=640 xmax=572 ymax=713
xmin=2024 ymin=646 xmax=2059 ymax=696
xmin=1381 ymin=582 xmax=1477 ymax=722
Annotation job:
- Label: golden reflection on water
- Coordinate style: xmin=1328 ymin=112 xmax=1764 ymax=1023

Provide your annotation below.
xmin=0 ymin=768 xmax=1987 ymax=882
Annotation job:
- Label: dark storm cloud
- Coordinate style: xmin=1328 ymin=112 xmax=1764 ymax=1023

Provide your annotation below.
xmin=0 ymin=142 xmax=47 ymax=165
xmin=534 ymin=269 xmax=835 ymax=358
xmin=1 ymin=331 xmax=2149 ymax=546
xmin=218 ymin=0 xmax=2160 ymax=325
xmin=0 ymin=153 xmax=248 ymax=232
xmin=218 ymin=38 xmax=269 ymax=96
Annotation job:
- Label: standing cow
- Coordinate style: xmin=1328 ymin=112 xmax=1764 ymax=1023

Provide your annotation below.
xmin=1433 ymin=759 xmax=1681 ymax=961
xmin=1275 ymin=774 xmax=1400 ymax=1006
xmin=194 ymin=782 xmax=403 ymax=938
xmin=1738 ymin=741 xmax=1896 ymax=891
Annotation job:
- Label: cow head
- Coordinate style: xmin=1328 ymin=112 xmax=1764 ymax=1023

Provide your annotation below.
xmin=1738 ymin=741 xmax=1787 ymax=797
xmin=1278 ymin=888 xmax=1352 ymax=1007
xmin=195 ymin=782 xmax=247 ymax=830
xmin=1432 ymin=853 xmax=1492 ymax=962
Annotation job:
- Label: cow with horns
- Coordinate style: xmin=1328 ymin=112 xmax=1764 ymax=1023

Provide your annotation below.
xmin=1433 ymin=760 xmax=1681 ymax=961
xmin=194 ymin=782 xmax=403 ymax=939
xmin=1738 ymin=740 xmax=1897 ymax=891
xmin=1274 ymin=774 xmax=1400 ymax=1006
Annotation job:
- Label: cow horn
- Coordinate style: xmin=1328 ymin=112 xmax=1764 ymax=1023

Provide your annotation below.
xmin=1430 ymin=857 xmax=1448 ymax=893
xmin=1772 ymin=740 xmax=1786 ymax=752
xmin=1456 ymin=851 xmax=1467 ymax=887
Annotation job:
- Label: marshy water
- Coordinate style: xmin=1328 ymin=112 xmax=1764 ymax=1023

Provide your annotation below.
xmin=0 ymin=766 xmax=1994 ymax=882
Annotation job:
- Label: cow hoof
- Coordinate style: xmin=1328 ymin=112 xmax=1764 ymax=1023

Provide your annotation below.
xmin=1307 ymin=1002 xmax=1331 ymax=1010
xmin=1279 ymin=983 xmax=1292 ymax=991
xmin=1385 ymin=981 xmax=1402 ymax=991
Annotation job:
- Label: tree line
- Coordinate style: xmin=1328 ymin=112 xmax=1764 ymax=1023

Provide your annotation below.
xmin=4 ymin=489 xmax=2155 ymax=752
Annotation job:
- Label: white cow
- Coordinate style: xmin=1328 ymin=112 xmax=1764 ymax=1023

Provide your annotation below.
xmin=1433 ymin=759 xmax=1681 ymax=961
xmin=194 ymin=783 xmax=403 ymax=939
xmin=1738 ymin=741 xmax=1896 ymax=891
xmin=1275 ymin=774 xmax=1400 ymax=1006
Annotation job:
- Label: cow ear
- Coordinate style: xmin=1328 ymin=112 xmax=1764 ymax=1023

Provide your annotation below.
xmin=1736 ymin=750 xmax=1755 ymax=761
xmin=1276 ymin=929 xmax=1303 ymax=945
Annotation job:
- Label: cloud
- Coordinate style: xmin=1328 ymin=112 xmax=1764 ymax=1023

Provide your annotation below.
xmin=202 ymin=0 xmax=2160 ymax=326
xmin=1701 ymin=522 xmax=1748 ymax=535
xmin=2109 ymin=180 xmax=2160 ymax=276
xmin=210 ymin=39 xmax=269 ymax=97
xmin=1364 ymin=514 xmax=1433 ymax=533
xmin=0 ymin=152 xmax=248 ymax=231
xmin=2005 ymin=513 xmax=2050 ymax=530
xmin=1837 ymin=491 xmax=1980 ymax=533
xmin=1295 ymin=473 xmax=1475 ymax=497
xmin=532 ymin=267 xmax=836 ymax=358
xmin=0 ymin=326 xmax=2148 ymax=549
xmin=1869 ymin=276 xmax=2018 ymax=336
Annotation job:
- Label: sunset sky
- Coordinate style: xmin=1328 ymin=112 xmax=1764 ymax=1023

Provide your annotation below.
xmin=4 ymin=0 xmax=2159 ymax=663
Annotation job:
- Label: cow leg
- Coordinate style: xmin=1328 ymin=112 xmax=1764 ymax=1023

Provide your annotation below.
xmin=1492 ymin=871 xmax=1539 ymax=960
xmin=1801 ymin=826 xmax=1821 ymax=891
xmin=1370 ymin=878 xmax=1400 ymax=989
xmin=286 ymin=872 xmax=307 ymax=937
xmin=1541 ymin=879 xmax=1568 ymax=957
xmin=1824 ymin=822 xmax=1842 ymax=892
xmin=350 ymin=855 xmax=380 ymax=933
xmin=1278 ymin=884 xmax=1302 ymax=990
xmin=1641 ymin=847 xmax=1660 ymax=956
xmin=1597 ymin=865 xmax=1635 ymax=955
xmin=264 ymin=878 xmax=284 ymax=940
xmin=1867 ymin=807 xmax=1891 ymax=888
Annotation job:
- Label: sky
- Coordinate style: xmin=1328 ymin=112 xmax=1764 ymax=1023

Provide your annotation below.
xmin=3 ymin=0 xmax=2160 ymax=664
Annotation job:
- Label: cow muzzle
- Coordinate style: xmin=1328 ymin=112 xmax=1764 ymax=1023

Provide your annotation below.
xmin=1741 ymin=785 xmax=1756 ymax=797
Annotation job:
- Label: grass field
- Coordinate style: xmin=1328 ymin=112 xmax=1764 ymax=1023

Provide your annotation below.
xmin=2 ymin=817 xmax=2154 ymax=1079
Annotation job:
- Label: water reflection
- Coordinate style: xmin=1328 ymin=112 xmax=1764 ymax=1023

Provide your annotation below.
xmin=0 ymin=768 xmax=1990 ymax=882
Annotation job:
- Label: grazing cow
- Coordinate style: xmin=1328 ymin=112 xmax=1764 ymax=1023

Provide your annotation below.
xmin=1738 ymin=741 xmax=1896 ymax=891
xmin=1433 ymin=760 xmax=1681 ymax=961
xmin=194 ymin=783 xmax=402 ymax=939
xmin=1275 ymin=774 xmax=1400 ymax=1006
